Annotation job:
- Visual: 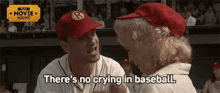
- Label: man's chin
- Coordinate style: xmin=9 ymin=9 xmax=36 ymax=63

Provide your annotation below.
xmin=87 ymin=54 xmax=100 ymax=63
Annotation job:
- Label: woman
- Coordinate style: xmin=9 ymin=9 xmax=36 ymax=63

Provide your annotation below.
xmin=202 ymin=62 xmax=220 ymax=93
xmin=114 ymin=3 xmax=197 ymax=93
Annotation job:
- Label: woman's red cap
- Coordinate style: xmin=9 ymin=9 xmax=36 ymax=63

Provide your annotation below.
xmin=118 ymin=3 xmax=186 ymax=37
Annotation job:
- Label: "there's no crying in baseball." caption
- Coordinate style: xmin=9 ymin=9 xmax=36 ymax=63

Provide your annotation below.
xmin=43 ymin=74 xmax=176 ymax=85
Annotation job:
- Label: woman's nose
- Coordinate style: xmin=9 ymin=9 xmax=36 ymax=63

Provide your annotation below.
xmin=128 ymin=53 xmax=134 ymax=63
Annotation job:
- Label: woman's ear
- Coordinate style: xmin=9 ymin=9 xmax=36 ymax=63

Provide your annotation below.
xmin=60 ymin=41 xmax=70 ymax=54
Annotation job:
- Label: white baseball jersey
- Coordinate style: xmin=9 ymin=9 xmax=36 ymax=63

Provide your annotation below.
xmin=34 ymin=54 xmax=130 ymax=93
xmin=139 ymin=62 xmax=197 ymax=93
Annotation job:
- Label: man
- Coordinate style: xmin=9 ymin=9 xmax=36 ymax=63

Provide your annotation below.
xmin=91 ymin=11 xmax=98 ymax=21
xmin=43 ymin=8 xmax=50 ymax=30
xmin=120 ymin=7 xmax=127 ymax=16
xmin=8 ymin=22 xmax=17 ymax=33
xmin=95 ymin=14 xmax=105 ymax=29
xmin=23 ymin=22 xmax=35 ymax=31
xmin=181 ymin=6 xmax=188 ymax=19
xmin=213 ymin=1 xmax=220 ymax=24
xmin=186 ymin=12 xmax=196 ymax=26
xmin=34 ymin=10 xmax=129 ymax=93
xmin=199 ymin=2 xmax=206 ymax=13
xmin=201 ymin=6 xmax=216 ymax=26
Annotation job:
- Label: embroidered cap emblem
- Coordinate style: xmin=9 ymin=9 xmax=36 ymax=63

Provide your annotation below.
xmin=71 ymin=11 xmax=84 ymax=20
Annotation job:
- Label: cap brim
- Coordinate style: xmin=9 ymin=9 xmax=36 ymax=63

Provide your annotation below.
xmin=118 ymin=12 xmax=140 ymax=19
xmin=73 ymin=19 xmax=102 ymax=39
xmin=87 ymin=19 xmax=102 ymax=30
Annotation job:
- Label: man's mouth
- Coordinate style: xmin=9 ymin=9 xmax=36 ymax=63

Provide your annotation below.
xmin=87 ymin=46 xmax=97 ymax=55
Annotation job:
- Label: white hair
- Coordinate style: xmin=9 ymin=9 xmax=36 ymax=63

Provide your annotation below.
xmin=114 ymin=18 xmax=192 ymax=68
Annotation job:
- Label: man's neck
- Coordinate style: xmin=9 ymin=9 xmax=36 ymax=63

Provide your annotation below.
xmin=69 ymin=57 xmax=96 ymax=77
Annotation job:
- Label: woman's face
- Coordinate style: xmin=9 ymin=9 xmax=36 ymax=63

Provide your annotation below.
xmin=116 ymin=31 xmax=155 ymax=75
xmin=213 ymin=67 xmax=220 ymax=78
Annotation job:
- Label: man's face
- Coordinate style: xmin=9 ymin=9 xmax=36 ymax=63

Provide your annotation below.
xmin=65 ymin=30 xmax=100 ymax=63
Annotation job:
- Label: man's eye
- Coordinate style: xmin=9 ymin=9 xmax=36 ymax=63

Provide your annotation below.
xmin=76 ymin=35 xmax=86 ymax=40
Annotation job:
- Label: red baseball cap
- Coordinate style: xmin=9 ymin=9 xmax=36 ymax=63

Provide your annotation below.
xmin=118 ymin=3 xmax=186 ymax=37
xmin=213 ymin=62 xmax=220 ymax=68
xmin=56 ymin=10 xmax=102 ymax=40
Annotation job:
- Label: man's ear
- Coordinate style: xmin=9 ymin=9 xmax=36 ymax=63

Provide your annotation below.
xmin=60 ymin=41 xmax=70 ymax=53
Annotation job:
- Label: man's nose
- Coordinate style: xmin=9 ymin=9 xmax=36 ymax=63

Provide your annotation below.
xmin=87 ymin=34 xmax=96 ymax=46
